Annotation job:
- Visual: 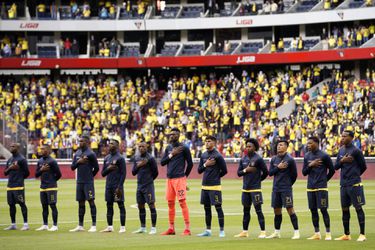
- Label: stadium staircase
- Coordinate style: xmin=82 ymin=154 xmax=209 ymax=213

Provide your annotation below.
xmin=276 ymin=77 xmax=333 ymax=119
xmin=138 ymin=90 xmax=169 ymax=135
xmin=361 ymin=37 xmax=375 ymax=48
xmin=0 ymin=109 xmax=25 ymax=158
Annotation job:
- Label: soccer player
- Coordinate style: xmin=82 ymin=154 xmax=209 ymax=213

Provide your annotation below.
xmin=197 ymin=136 xmax=227 ymax=237
xmin=235 ymin=138 xmax=268 ymax=238
xmin=35 ymin=144 xmax=62 ymax=231
xmin=160 ymin=128 xmax=193 ymax=236
xmin=132 ymin=142 xmax=158 ymax=235
xmin=267 ymin=139 xmax=300 ymax=239
xmin=70 ymin=135 xmax=99 ymax=232
xmin=302 ymin=136 xmax=335 ymax=240
xmin=4 ymin=143 xmax=30 ymax=231
xmin=100 ymin=139 xmax=127 ymax=233
xmin=334 ymin=130 xmax=367 ymax=242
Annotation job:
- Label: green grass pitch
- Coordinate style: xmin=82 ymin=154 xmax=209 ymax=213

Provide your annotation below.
xmin=0 ymin=179 xmax=374 ymax=250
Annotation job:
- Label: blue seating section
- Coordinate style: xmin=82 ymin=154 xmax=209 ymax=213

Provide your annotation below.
xmin=181 ymin=44 xmax=204 ymax=56
xmin=240 ymin=42 xmax=263 ymax=53
xmin=161 ymin=44 xmax=180 ymax=56
xmin=181 ymin=6 xmax=204 ymax=18
xmin=37 ymin=46 xmax=57 ymax=58
xmin=120 ymin=7 xmax=144 ymax=19
xmin=284 ymin=40 xmax=291 ymax=50
xmin=121 ymin=45 xmax=140 ymax=57
xmin=348 ymin=0 xmax=364 ymax=8
xmin=161 ymin=6 xmax=180 ymax=18
xmin=223 ymin=42 xmax=239 ymax=54
xmin=296 ymin=0 xmax=319 ymax=12
xmin=304 ymin=39 xmax=320 ymax=50
xmin=59 ymin=7 xmax=72 ymax=19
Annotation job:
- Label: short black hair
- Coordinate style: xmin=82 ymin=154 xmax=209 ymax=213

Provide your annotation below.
xmin=276 ymin=139 xmax=289 ymax=147
xmin=344 ymin=130 xmax=354 ymax=138
xmin=308 ymin=136 xmax=320 ymax=144
xmin=110 ymin=139 xmax=119 ymax=145
xmin=171 ymin=128 xmax=180 ymax=133
xmin=245 ymin=138 xmax=259 ymax=151
xmin=205 ymin=135 xmax=217 ymax=142
xmin=81 ymin=135 xmax=90 ymax=141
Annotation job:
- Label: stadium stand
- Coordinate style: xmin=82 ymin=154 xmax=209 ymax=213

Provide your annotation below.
xmin=1 ymin=64 xmax=374 ymax=159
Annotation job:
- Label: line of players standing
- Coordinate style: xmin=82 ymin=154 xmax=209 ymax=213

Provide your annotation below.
xmin=3 ymin=129 xmax=367 ymax=241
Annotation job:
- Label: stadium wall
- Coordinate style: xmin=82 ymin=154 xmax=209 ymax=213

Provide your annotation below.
xmin=1 ymin=48 xmax=375 ymax=69
xmin=1 ymin=7 xmax=374 ymax=31
xmin=0 ymin=159 xmax=374 ymax=180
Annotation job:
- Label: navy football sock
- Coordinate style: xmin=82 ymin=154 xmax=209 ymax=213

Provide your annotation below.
xmin=356 ymin=208 xmax=365 ymax=235
xmin=89 ymin=204 xmax=97 ymax=226
xmin=139 ymin=207 xmax=146 ymax=227
xmin=289 ymin=213 xmax=299 ymax=230
xmin=255 ymin=205 xmax=265 ymax=231
xmin=310 ymin=209 xmax=319 ymax=232
xmin=150 ymin=207 xmax=157 ymax=227
xmin=50 ymin=204 xmax=58 ymax=226
xmin=20 ymin=203 xmax=28 ymax=224
xmin=215 ymin=205 xmax=224 ymax=231
xmin=204 ymin=205 xmax=212 ymax=229
xmin=320 ymin=208 xmax=330 ymax=232
xmin=9 ymin=204 xmax=16 ymax=224
xmin=118 ymin=202 xmax=126 ymax=227
xmin=342 ymin=209 xmax=350 ymax=235
xmin=275 ymin=214 xmax=282 ymax=230
xmin=243 ymin=206 xmax=250 ymax=231
xmin=106 ymin=202 xmax=114 ymax=226
xmin=78 ymin=204 xmax=85 ymax=226
xmin=42 ymin=204 xmax=49 ymax=225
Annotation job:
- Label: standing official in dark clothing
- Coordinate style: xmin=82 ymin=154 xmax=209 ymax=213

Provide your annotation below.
xmin=100 ymin=139 xmax=127 ymax=233
xmin=302 ymin=136 xmax=335 ymax=240
xmin=235 ymin=138 xmax=268 ymax=239
xmin=197 ymin=136 xmax=227 ymax=238
xmin=334 ymin=130 xmax=367 ymax=242
xmin=267 ymin=140 xmax=300 ymax=239
xmin=35 ymin=144 xmax=62 ymax=232
xmin=4 ymin=143 xmax=30 ymax=231
xmin=132 ymin=142 xmax=158 ymax=235
xmin=160 ymin=128 xmax=193 ymax=236
xmin=70 ymin=135 xmax=99 ymax=233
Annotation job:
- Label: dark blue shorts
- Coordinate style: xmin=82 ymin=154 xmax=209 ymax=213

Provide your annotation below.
xmin=271 ymin=190 xmax=294 ymax=208
xmin=105 ymin=187 xmax=124 ymax=203
xmin=307 ymin=190 xmax=328 ymax=209
xmin=7 ymin=190 xmax=25 ymax=205
xmin=40 ymin=191 xmax=57 ymax=205
xmin=340 ymin=185 xmax=366 ymax=208
xmin=76 ymin=183 xmax=95 ymax=201
xmin=242 ymin=192 xmax=263 ymax=207
xmin=136 ymin=184 xmax=155 ymax=205
xmin=200 ymin=189 xmax=222 ymax=206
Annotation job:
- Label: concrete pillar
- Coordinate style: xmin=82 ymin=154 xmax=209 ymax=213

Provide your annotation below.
xmin=354 ymin=61 xmax=360 ymax=79
xmin=241 ymin=28 xmax=247 ymax=41
xmin=117 ymin=31 xmax=124 ymax=43
xmin=181 ymin=30 xmax=188 ymax=42
xmin=300 ymin=24 xmax=306 ymax=38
